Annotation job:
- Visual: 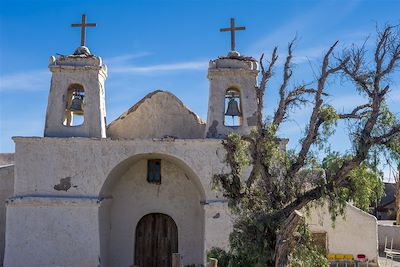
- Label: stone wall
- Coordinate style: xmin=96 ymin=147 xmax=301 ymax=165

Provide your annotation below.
xmin=0 ymin=165 xmax=14 ymax=265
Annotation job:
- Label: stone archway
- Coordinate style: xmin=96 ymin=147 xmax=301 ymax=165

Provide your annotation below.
xmin=135 ymin=213 xmax=178 ymax=267
xmin=99 ymin=153 xmax=206 ymax=267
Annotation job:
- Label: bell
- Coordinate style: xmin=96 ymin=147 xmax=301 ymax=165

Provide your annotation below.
xmin=225 ymin=98 xmax=241 ymax=117
xmin=69 ymin=93 xmax=84 ymax=115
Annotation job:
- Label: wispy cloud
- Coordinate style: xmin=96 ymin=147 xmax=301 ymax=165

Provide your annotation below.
xmin=109 ymin=60 xmax=208 ymax=75
xmin=0 ymin=70 xmax=50 ymax=92
xmin=104 ymin=52 xmax=153 ymax=65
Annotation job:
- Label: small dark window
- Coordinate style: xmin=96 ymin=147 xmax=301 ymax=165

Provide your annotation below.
xmin=147 ymin=159 xmax=161 ymax=184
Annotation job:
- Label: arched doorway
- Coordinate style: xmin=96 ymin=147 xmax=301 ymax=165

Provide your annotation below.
xmin=99 ymin=154 xmax=206 ymax=266
xmin=135 ymin=213 xmax=178 ymax=267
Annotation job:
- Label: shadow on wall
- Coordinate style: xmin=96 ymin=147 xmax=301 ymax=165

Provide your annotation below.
xmin=0 ymin=165 xmax=15 ymax=265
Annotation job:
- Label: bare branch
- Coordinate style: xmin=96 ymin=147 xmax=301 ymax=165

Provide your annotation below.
xmin=258 ymin=47 xmax=278 ymax=130
xmin=340 ymin=41 xmax=373 ymax=98
xmin=273 ymin=41 xmax=294 ymax=126
xmin=287 ymin=41 xmax=340 ymax=178
xmin=338 ymin=104 xmax=371 ymax=119
xmin=372 ymin=124 xmax=400 ymax=145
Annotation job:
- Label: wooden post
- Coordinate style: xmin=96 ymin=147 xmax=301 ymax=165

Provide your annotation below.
xmin=396 ymin=164 xmax=400 ymax=225
xmin=208 ymin=258 xmax=218 ymax=267
xmin=172 ymin=253 xmax=181 ymax=267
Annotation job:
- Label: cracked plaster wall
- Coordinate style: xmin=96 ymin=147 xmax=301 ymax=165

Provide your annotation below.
xmin=4 ymin=137 xmax=232 ymax=266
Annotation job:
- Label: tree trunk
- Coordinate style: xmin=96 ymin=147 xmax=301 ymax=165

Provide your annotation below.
xmin=274 ymin=210 xmax=304 ymax=267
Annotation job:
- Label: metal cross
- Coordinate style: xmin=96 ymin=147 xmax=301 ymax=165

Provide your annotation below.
xmin=219 ymin=18 xmax=246 ymax=52
xmin=71 ymin=14 xmax=96 ymax=47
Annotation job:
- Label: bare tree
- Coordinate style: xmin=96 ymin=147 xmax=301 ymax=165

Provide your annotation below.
xmin=213 ymin=24 xmax=400 ymax=267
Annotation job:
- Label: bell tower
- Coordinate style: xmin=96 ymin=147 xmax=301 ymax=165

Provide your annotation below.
xmin=206 ymin=18 xmax=259 ymax=138
xmin=44 ymin=14 xmax=107 ymax=138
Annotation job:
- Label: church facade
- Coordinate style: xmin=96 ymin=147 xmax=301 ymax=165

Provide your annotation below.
xmin=1 ymin=17 xmax=380 ymax=267
xmin=3 ymin=38 xmax=261 ymax=266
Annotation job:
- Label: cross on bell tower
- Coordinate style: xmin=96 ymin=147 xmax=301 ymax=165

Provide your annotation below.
xmin=220 ymin=18 xmax=246 ymax=52
xmin=206 ymin=18 xmax=258 ymax=138
xmin=71 ymin=14 xmax=96 ymax=47
xmin=44 ymin=14 xmax=107 ymax=138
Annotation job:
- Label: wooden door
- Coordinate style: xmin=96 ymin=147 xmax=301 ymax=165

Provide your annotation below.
xmin=135 ymin=213 xmax=178 ymax=267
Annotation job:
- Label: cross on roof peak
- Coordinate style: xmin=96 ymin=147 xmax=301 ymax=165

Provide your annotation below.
xmin=71 ymin=14 xmax=96 ymax=47
xmin=219 ymin=18 xmax=246 ymax=52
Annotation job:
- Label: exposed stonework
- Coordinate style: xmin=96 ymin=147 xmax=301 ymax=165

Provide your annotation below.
xmin=54 ymin=177 xmax=72 ymax=191
xmin=107 ymin=91 xmax=206 ymax=139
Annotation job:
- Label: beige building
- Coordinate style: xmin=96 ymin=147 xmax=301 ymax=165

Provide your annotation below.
xmin=0 ymin=43 xmax=379 ymax=266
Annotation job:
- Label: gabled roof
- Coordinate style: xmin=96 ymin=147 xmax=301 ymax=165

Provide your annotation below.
xmin=107 ymin=90 xmax=206 ymax=140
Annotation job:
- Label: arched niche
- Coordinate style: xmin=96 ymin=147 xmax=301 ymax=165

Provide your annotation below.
xmin=63 ymin=83 xmax=85 ymax=127
xmin=224 ymin=87 xmax=242 ymax=127
xmin=99 ymin=153 xmax=206 ymax=267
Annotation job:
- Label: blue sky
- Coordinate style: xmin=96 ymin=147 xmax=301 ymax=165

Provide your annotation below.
xmin=0 ymin=0 xmax=399 ymax=179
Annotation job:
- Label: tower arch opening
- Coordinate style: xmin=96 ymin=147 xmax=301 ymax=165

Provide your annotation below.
xmin=63 ymin=83 xmax=85 ymax=127
xmin=224 ymin=87 xmax=242 ymax=127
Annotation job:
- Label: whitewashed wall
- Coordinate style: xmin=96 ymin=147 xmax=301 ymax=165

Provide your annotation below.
xmin=5 ymin=137 xmax=231 ymax=267
xmin=103 ymin=158 xmax=204 ymax=266
xmin=308 ymin=203 xmax=379 ymax=263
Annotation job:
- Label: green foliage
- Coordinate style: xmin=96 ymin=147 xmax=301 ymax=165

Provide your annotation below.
xmin=318 ymin=105 xmax=339 ymax=147
xmin=348 ymin=163 xmax=384 ymax=211
xmin=212 ymin=26 xmax=400 ymax=266
xmin=211 ymin=133 xmax=249 ymax=205
xmin=207 ymin=247 xmax=231 ymax=267
xmin=226 ymin=133 xmax=249 ymax=177
xmin=292 ymin=222 xmax=329 ymax=267
xmin=322 ymin=152 xmax=384 ymax=220
xmin=207 ymin=245 xmax=266 ymax=267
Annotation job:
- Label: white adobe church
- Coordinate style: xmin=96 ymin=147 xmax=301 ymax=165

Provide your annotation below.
xmin=0 ymin=16 xmax=379 ymax=267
